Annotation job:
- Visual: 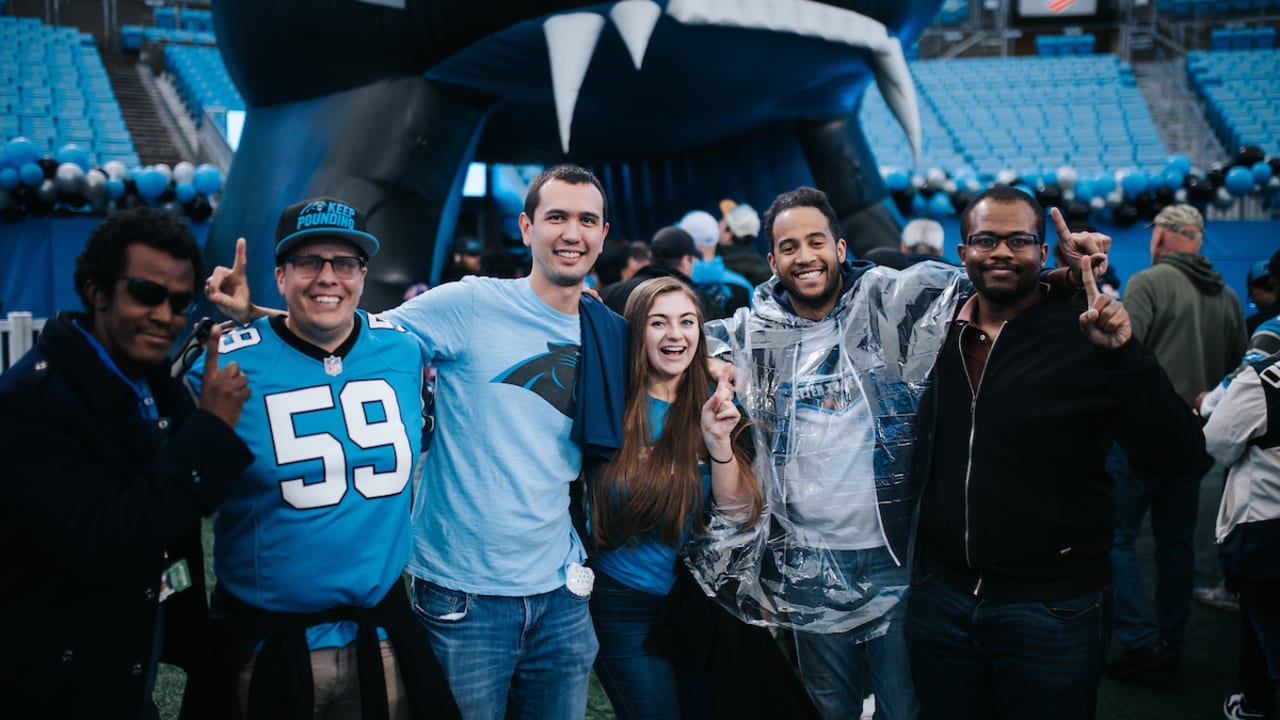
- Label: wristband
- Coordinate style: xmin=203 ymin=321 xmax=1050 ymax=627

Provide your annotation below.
xmin=708 ymin=451 xmax=733 ymax=464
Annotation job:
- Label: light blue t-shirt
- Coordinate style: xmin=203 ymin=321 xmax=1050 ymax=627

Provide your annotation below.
xmin=591 ymin=396 xmax=712 ymax=596
xmin=188 ymin=311 xmax=425 ymax=649
xmin=385 ymin=276 xmax=586 ymax=595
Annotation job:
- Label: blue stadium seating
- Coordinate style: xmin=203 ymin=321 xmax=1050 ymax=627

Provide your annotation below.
xmin=1187 ymin=48 xmax=1280 ymax=156
xmin=0 ymin=16 xmax=138 ymax=166
xmin=861 ymin=54 xmax=1166 ymax=183
xmin=163 ymin=45 xmax=245 ymax=132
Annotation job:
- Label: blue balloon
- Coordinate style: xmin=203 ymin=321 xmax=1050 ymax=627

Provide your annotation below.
xmin=1074 ymin=178 xmax=1095 ymax=201
xmin=1120 ymin=171 xmax=1148 ymax=197
xmin=106 ymin=178 xmax=125 ymax=200
xmin=55 ymin=144 xmax=92 ymax=172
xmin=885 ymin=168 xmax=910 ymax=192
xmin=1041 ymin=169 xmax=1058 ymax=188
xmin=910 ymin=192 xmax=928 ymax=216
xmin=0 ymin=167 xmax=18 ymax=191
xmin=927 ymin=192 xmax=954 ymax=218
xmin=3 ymin=137 xmax=40 ymax=169
xmin=1224 ymin=166 xmax=1254 ymax=196
xmin=175 ymin=181 xmax=197 ymax=204
xmin=1093 ymin=174 xmax=1117 ymax=196
xmin=1012 ymin=183 xmax=1035 ymax=198
xmin=1019 ymin=168 xmax=1041 ymax=188
xmin=192 ymin=163 xmax=223 ymax=195
xmin=135 ymin=168 xmax=168 ymax=200
xmin=1251 ymin=161 xmax=1272 ymax=183
xmin=19 ymin=162 xmax=44 ymax=187
xmin=1161 ymin=169 xmax=1185 ymax=189
xmin=1165 ymin=153 xmax=1192 ymax=176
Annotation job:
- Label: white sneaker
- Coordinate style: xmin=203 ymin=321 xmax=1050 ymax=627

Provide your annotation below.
xmin=1194 ymin=582 xmax=1240 ymax=612
xmin=1223 ymin=692 xmax=1269 ymax=719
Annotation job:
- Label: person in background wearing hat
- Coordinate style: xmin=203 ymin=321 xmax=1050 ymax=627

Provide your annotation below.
xmin=600 ymin=225 xmax=734 ymax=321
xmin=1246 ymin=259 xmax=1278 ymax=336
xmin=679 ymin=210 xmax=753 ymax=317
xmin=439 ymin=235 xmax=484 ymax=285
xmin=717 ymin=200 xmax=773 ymax=287
xmin=1 ymin=207 xmax=252 ymax=718
xmin=190 ymin=197 xmax=457 ymax=719
xmin=1107 ymin=203 xmax=1248 ymax=680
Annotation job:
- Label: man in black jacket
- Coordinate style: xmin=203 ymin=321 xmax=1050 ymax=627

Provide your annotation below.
xmin=905 ymin=187 xmax=1205 ymax=720
xmin=0 ymin=208 xmax=252 ymax=719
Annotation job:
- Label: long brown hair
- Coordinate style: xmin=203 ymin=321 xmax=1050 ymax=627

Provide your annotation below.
xmin=591 ymin=277 xmax=760 ymax=549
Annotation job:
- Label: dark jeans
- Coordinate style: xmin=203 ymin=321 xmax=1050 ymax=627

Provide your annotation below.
xmin=589 ymin=570 xmax=705 ymax=720
xmin=905 ymin=574 xmax=1109 ymax=720
xmin=1108 ymin=445 xmax=1201 ymax=651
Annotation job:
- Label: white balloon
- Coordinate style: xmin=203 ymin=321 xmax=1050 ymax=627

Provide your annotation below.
xmin=37 ymin=178 xmax=59 ymax=204
xmin=102 ymin=160 xmax=127 ymax=180
xmin=54 ymin=162 xmax=86 ymax=195
xmin=996 ymin=169 xmax=1018 ymax=186
xmin=84 ymin=169 xmax=108 ymax=208
xmin=1106 ymin=190 xmax=1124 ymax=207
xmin=154 ymin=163 xmax=173 ymax=183
xmin=173 ymin=161 xmax=196 ymax=184
xmin=1056 ymin=165 xmax=1079 ymax=191
xmin=1089 ymin=196 xmax=1107 ymax=211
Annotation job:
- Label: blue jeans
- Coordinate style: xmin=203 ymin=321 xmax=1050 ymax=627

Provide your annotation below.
xmin=792 ymin=546 xmax=918 ymax=720
xmin=905 ymin=574 xmax=1108 ymax=720
xmin=410 ymin=577 xmax=597 ymax=720
xmin=589 ymin=570 xmax=705 ymax=720
xmin=1108 ymin=445 xmax=1201 ymax=651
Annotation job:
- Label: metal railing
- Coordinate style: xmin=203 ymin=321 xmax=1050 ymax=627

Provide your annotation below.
xmin=0 ymin=312 xmax=47 ymax=374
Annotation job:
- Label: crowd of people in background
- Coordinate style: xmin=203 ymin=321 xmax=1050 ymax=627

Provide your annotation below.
xmin=3 ymin=164 xmax=1279 ymax=720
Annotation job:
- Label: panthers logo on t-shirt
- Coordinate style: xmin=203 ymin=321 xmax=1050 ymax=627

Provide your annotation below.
xmin=493 ymin=342 xmax=580 ymax=417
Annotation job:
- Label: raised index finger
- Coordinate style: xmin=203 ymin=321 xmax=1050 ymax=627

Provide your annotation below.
xmin=232 ymin=237 xmax=248 ymax=277
xmin=1080 ymin=253 xmax=1099 ymax=305
xmin=1049 ymin=206 xmax=1072 ymax=243
xmin=715 ymin=363 xmax=734 ymax=400
xmin=202 ymin=323 xmax=224 ymax=380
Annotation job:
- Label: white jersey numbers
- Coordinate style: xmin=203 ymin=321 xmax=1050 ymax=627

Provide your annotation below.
xmin=265 ymin=380 xmax=411 ymax=510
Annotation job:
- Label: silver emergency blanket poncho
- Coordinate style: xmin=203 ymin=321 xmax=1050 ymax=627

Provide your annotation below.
xmin=687 ymin=260 xmax=965 ymax=633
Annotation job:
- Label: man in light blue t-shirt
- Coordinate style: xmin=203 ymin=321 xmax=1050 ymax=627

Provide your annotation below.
xmin=207 ymin=166 xmax=611 ymax=719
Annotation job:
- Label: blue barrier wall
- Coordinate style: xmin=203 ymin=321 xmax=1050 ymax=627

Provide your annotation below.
xmin=0 ymin=217 xmax=210 ymax=317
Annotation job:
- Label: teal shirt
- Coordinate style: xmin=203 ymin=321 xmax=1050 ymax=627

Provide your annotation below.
xmin=592 ymin=396 xmax=712 ymax=596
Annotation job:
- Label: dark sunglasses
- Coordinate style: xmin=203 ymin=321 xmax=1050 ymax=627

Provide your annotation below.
xmin=117 ymin=275 xmax=196 ymax=315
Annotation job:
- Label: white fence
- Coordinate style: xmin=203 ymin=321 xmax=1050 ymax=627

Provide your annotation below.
xmin=0 ymin=312 xmax=46 ymax=374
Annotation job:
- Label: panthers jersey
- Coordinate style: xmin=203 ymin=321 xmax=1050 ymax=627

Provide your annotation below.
xmin=188 ymin=311 xmax=425 ymax=649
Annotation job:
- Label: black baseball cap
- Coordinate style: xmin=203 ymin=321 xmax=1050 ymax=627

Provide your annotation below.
xmin=274 ymin=197 xmax=380 ymax=263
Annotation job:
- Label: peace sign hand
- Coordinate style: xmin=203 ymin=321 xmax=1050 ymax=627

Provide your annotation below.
xmin=701 ymin=363 xmax=741 ymax=457
xmin=1078 ymin=257 xmax=1132 ymax=350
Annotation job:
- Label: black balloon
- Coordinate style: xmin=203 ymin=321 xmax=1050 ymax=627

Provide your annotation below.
xmin=185 ymin=195 xmax=213 ymax=222
xmin=1235 ymin=145 xmax=1266 ymax=168
xmin=1065 ymin=198 xmax=1090 ymax=222
xmin=37 ymin=156 xmax=58 ymax=179
xmin=1035 ymin=185 xmax=1063 ymax=208
xmin=1113 ymin=202 xmax=1140 ymax=227
xmin=1269 ymin=157 xmax=1280 ymax=175
xmin=1207 ymin=164 xmax=1227 ymax=187
xmin=159 ymin=185 xmax=177 ymax=203
xmin=1153 ymin=186 xmax=1175 ymax=205
xmin=1186 ymin=174 xmax=1215 ymax=202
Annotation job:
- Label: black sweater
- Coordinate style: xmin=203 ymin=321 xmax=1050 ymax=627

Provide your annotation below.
xmin=915 ymin=293 xmax=1206 ymax=602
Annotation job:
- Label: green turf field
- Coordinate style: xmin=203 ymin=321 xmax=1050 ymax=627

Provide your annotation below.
xmin=156 ymin=469 xmax=1239 ymax=719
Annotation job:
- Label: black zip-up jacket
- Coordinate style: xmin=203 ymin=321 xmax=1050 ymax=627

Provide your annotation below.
xmin=915 ymin=293 xmax=1206 ymax=602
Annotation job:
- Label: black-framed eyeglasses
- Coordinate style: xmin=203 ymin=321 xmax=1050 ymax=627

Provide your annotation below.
xmin=964 ymin=233 xmax=1041 ymax=251
xmin=117 ymin=275 xmax=195 ymax=315
xmin=287 ymin=254 xmax=366 ymax=279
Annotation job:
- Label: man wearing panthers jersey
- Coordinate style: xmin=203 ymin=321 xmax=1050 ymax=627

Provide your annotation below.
xmin=189 ymin=198 xmax=455 ymax=719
